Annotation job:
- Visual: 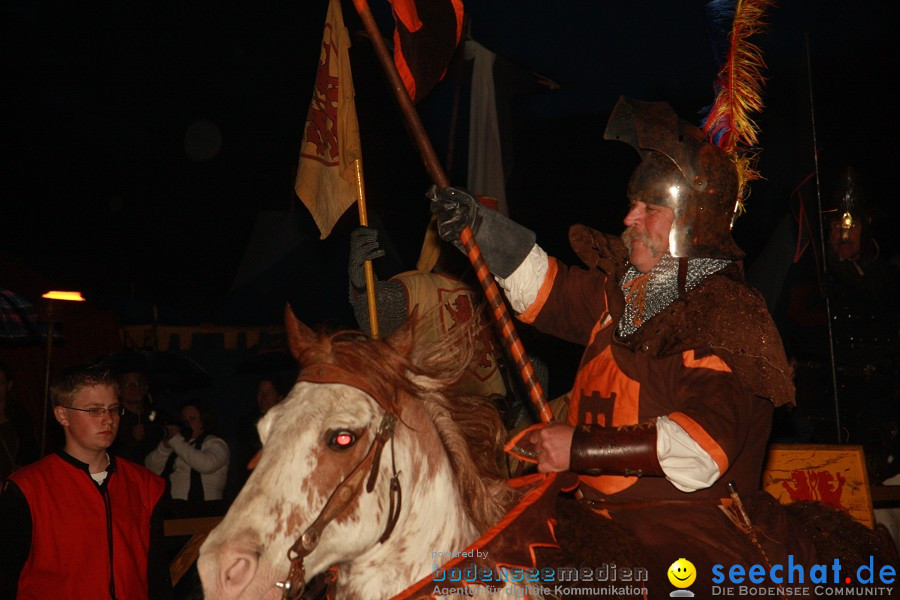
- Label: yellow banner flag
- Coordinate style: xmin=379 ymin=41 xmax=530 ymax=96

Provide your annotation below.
xmin=294 ymin=0 xmax=361 ymax=239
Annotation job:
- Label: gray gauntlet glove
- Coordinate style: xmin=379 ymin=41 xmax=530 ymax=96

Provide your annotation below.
xmin=347 ymin=226 xmax=408 ymax=337
xmin=427 ymin=185 xmax=536 ymax=278
xmin=348 ymin=226 xmax=385 ymax=290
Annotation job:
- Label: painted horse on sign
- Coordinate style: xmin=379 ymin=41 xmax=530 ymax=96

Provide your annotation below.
xmin=198 ymin=307 xmax=541 ymax=600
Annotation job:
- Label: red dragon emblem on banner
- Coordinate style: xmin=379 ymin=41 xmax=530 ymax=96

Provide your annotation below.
xmin=301 ymin=24 xmax=340 ymax=165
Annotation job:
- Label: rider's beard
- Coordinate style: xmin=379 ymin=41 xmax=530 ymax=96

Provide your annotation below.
xmin=622 ymin=227 xmax=664 ymax=259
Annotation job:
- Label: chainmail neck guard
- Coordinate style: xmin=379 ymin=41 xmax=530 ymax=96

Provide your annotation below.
xmin=617 ymin=254 xmax=731 ymax=337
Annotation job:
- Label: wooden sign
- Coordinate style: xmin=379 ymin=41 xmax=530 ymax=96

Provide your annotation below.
xmin=762 ymin=443 xmax=874 ymax=529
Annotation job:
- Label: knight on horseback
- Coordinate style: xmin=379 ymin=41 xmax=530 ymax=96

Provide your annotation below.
xmin=431 ymin=96 xmax=824 ymax=597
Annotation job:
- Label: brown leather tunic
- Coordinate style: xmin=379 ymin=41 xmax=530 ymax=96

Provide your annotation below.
xmin=515 ymin=226 xmax=814 ymax=597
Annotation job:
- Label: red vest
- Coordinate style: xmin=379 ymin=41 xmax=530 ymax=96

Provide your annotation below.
xmin=10 ymin=453 xmax=165 ymax=600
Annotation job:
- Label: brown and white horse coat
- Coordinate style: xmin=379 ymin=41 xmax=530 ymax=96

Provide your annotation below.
xmin=199 ymin=309 xmax=518 ymax=600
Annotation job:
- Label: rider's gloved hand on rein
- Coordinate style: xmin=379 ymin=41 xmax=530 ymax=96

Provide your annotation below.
xmin=348 ymin=226 xmax=385 ymax=291
xmin=427 ymin=185 xmax=536 ymax=278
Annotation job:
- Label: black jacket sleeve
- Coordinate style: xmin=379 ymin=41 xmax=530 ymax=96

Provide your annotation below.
xmin=147 ymin=497 xmax=174 ymax=599
xmin=0 ymin=480 xmax=32 ymax=598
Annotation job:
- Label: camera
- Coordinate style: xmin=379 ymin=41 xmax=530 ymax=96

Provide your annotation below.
xmin=148 ymin=409 xmax=191 ymax=440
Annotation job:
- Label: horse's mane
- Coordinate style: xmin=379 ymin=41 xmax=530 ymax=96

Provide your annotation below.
xmin=296 ymin=317 xmax=517 ymax=531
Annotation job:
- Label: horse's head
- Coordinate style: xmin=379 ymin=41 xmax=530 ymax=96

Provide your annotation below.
xmin=199 ymin=306 xmax=512 ymax=600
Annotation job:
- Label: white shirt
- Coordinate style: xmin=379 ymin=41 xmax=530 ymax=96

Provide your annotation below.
xmin=145 ymin=433 xmax=230 ymax=501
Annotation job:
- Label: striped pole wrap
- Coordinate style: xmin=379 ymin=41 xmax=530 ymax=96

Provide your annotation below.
xmin=459 ymin=227 xmax=552 ymax=423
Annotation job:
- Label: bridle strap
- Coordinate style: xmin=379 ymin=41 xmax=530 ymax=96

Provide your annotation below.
xmin=297 ymin=363 xmax=389 ymax=412
xmin=276 ymin=411 xmax=400 ymax=600
xmin=298 ymin=412 xmax=396 ymax=555
xmin=378 ymin=434 xmax=402 ymax=544
xmin=248 ymin=363 xmax=388 ymax=474
xmin=297 ymin=361 xmax=404 ymax=545
xmin=274 ymin=362 xmax=405 ymax=600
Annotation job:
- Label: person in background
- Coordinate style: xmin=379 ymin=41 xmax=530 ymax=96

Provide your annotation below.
xmin=0 ymin=362 xmax=171 ymax=599
xmin=0 ymin=362 xmax=38 ymax=479
xmin=780 ymin=167 xmax=899 ymax=471
xmin=145 ymin=399 xmax=230 ymax=518
xmin=227 ymin=371 xmax=295 ymax=502
xmin=110 ymin=366 xmax=164 ymax=464
xmin=256 ymin=373 xmax=290 ymax=417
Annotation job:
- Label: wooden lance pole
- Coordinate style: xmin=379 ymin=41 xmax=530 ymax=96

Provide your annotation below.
xmin=350 ymin=0 xmax=552 ymax=423
xmin=354 ymin=158 xmax=380 ymax=339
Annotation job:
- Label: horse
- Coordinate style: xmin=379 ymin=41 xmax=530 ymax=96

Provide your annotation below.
xmin=199 ymin=307 xmax=527 ymax=600
xmin=199 ymin=307 xmax=897 ymax=600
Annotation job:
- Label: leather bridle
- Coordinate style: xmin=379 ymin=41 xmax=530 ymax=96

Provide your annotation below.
xmin=274 ymin=364 xmax=403 ymax=600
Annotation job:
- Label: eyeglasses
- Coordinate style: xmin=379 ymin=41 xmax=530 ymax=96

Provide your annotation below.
xmin=66 ymin=405 xmax=125 ymax=418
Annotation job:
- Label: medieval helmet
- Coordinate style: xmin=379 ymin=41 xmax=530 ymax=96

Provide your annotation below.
xmin=604 ymin=96 xmax=744 ymax=260
xmin=831 ymin=166 xmax=870 ymax=241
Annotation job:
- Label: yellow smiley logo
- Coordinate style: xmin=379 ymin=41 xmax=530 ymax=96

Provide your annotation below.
xmin=667 ymin=558 xmax=697 ymax=588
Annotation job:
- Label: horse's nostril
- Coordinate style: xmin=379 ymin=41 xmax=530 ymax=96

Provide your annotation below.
xmin=224 ymin=554 xmax=256 ymax=587
xmin=202 ymin=545 xmax=260 ymax=598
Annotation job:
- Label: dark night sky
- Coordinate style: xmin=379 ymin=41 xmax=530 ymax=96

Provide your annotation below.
xmin=2 ymin=0 xmax=898 ymax=327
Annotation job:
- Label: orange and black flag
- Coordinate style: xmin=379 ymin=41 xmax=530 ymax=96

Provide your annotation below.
xmin=295 ymin=0 xmax=362 ymax=239
xmin=390 ymin=0 xmax=465 ymax=103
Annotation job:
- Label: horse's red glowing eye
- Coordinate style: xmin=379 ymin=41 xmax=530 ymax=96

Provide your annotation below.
xmin=329 ymin=430 xmax=356 ymax=449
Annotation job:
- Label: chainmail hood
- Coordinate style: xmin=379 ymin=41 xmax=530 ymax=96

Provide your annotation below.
xmin=567 ymin=224 xmax=794 ymax=407
xmin=617 ymin=254 xmax=731 ymax=337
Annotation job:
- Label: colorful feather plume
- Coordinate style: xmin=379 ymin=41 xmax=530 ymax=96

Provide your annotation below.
xmin=702 ymin=0 xmax=773 ymax=213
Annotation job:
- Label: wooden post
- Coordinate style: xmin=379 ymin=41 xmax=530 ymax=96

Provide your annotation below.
xmin=165 ymin=516 xmax=223 ymax=585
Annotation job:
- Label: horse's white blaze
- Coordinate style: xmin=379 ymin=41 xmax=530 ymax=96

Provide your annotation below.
xmin=199 ymin=380 xmax=484 ymax=600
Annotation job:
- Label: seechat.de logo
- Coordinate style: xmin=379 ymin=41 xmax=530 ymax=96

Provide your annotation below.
xmin=711 ymin=555 xmax=896 ymax=597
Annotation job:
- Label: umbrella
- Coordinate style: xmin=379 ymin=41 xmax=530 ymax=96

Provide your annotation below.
xmin=99 ymin=350 xmax=212 ymax=391
xmin=0 ymin=288 xmax=44 ymax=342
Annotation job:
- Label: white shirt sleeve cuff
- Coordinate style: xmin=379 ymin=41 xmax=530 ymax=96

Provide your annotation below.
xmin=495 ymin=244 xmax=548 ymax=313
xmin=656 ymin=415 xmax=721 ymax=493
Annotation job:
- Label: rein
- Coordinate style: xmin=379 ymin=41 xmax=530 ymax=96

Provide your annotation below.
xmin=274 ymin=364 xmax=404 ymax=600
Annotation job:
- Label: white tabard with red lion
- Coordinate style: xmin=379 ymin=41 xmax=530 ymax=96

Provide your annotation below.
xmin=394 ymin=270 xmax=506 ymax=399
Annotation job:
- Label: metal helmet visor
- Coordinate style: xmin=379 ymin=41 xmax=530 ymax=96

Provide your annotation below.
xmin=605 ymin=96 xmax=743 ymax=260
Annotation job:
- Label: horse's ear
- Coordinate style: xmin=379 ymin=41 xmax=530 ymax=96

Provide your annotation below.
xmin=385 ymin=306 xmax=418 ymax=357
xmin=285 ymin=304 xmax=315 ymax=361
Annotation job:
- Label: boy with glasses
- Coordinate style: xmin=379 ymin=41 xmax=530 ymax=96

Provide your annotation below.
xmin=0 ymin=363 xmax=172 ymax=599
